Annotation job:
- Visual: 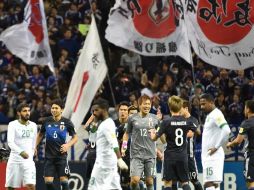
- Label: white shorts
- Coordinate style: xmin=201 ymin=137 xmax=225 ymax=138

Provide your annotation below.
xmin=88 ymin=163 xmax=122 ymax=190
xmin=202 ymin=158 xmax=224 ymax=183
xmin=5 ymin=161 xmax=36 ymax=188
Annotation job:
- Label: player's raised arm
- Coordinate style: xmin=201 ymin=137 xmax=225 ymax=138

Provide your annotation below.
xmin=121 ymin=115 xmax=133 ymax=156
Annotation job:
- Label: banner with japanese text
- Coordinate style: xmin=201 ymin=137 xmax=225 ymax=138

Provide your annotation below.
xmin=106 ymin=0 xmax=191 ymax=63
xmin=184 ymin=0 xmax=254 ymax=70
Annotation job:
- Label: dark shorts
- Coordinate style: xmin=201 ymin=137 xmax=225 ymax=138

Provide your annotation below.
xmin=188 ymin=157 xmax=199 ymax=181
xmin=163 ymin=159 xmax=189 ymax=182
xmin=44 ymin=158 xmax=70 ymax=178
xmin=244 ymin=154 xmax=254 ymax=182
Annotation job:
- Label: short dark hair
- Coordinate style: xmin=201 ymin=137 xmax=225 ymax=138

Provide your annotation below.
xmin=118 ymin=101 xmax=130 ymax=110
xmin=16 ymin=103 xmax=30 ymax=112
xmin=128 ymin=105 xmax=138 ymax=113
xmin=200 ymin=93 xmax=214 ymax=102
xmin=51 ymin=98 xmax=64 ymax=109
xmin=245 ymin=100 xmax=254 ymax=113
xmin=182 ymin=100 xmax=190 ymax=110
xmin=92 ymin=98 xmax=109 ymax=110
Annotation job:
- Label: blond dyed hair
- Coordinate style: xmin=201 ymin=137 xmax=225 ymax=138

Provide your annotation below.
xmin=168 ymin=95 xmax=183 ymax=113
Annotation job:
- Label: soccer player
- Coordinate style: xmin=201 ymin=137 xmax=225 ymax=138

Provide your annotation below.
xmin=200 ymin=93 xmax=231 ymax=190
xmin=36 ymin=99 xmax=78 ymax=190
xmin=122 ymin=94 xmax=160 ymax=190
xmin=227 ymin=100 xmax=254 ymax=189
xmin=114 ymin=101 xmax=130 ymax=190
xmin=88 ymin=98 xmax=128 ymax=190
xmin=181 ymin=100 xmax=203 ymax=190
xmin=149 ymin=96 xmax=194 ymax=190
xmin=83 ymin=114 xmax=99 ymax=190
xmin=5 ymin=103 xmax=37 ymax=190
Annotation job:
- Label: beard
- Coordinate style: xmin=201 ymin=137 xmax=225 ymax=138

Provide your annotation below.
xmin=20 ymin=114 xmax=29 ymax=122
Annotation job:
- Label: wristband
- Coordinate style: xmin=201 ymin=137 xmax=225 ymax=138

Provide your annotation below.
xmin=122 ymin=141 xmax=128 ymax=149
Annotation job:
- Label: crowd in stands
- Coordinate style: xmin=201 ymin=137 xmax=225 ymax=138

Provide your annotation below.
xmin=0 ymin=0 xmax=254 ymax=133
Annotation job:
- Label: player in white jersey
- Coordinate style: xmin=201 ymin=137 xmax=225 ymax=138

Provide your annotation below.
xmin=88 ymin=98 xmax=128 ymax=190
xmin=200 ymin=94 xmax=231 ymax=190
xmin=5 ymin=103 xmax=37 ymax=190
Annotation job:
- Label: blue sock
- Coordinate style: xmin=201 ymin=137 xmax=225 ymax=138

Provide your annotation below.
xmin=172 ymin=182 xmax=177 ymax=190
xmin=60 ymin=181 xmax=70 ymax=190
xmin=45 ymin=181 xmax=56 ymax=190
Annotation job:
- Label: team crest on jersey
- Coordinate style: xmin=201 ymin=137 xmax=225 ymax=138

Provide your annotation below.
xmin=48 ymin=124 xmax=51 ymax=128
xmin=60 ymin=125 xmax=65 ymax=131
xmin=148 ymin=118 xmax=153 ymax=127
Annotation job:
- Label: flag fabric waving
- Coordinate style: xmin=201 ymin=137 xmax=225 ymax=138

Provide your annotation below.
xmin=63 ymin=14 xmax=107 ymax=160
xmin=184 ymin=0 xmax=254 ymax=70
xmin=106 ymin=0 xmax=191 ymax=63
xmin=0 ymin=0 xmax=54 ymax=72
xmin=63 ymin=14 xmax=107 ymax=130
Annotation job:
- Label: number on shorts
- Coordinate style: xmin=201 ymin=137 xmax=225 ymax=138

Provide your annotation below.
xmin=65 ymin=166 xmax=69 ymax=174
xmin=206 ymin=167 xmax=213 ymax=176
xmin=175 ymin=128 xmax=183 ymax=146
xmin=89 ymin=177 xmax=95 ymax=186
xmin=53 ymin=131 xmax=58 ymax=138
xmin=140 ymin=129 xmax=147 ymax=136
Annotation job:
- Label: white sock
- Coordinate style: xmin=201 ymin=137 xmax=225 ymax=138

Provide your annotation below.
xmin=215 ymin=185 xmax=220 ymax=190
xmin=205 ymin=187 xmax=216 ymax=190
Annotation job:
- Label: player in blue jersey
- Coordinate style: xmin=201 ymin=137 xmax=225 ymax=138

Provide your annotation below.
xmin=36 ymin=99 xmax=78 ymax=190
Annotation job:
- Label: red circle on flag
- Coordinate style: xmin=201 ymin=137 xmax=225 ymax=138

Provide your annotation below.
xmin=132 ymin=0 xmax=178 ymax=39
xmin=197 ymin=0 xmax=254 ymax=44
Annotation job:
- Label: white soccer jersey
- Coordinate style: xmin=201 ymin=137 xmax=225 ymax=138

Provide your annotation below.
xmin=7 ymin=120 xmax=37 ymax=163
xmin=202 ymin=108 xmax=228 ymax=160
xmin=95 ymin=118 xmax=118 ymax=167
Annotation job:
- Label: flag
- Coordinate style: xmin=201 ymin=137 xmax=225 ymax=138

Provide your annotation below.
xmin=105 ymin=0 xmax=191 ymax=62
xmin=0 ymin=0 xmax=54 ymax=72
xmin=63 ymin=15 xmax=107 ymax=159
xmin=184 ymin=0 xmax=254 ymax=70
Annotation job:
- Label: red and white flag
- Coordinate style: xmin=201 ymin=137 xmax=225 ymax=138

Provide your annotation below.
xmin=184 ymin=0 xmax=254 ymax=70
xmin=63 ymin=15 xmax=107 ymax=160
xmin=63 ymin=14 xmax=107 ymax=130
xmin=106 ymin=0 xmax=191 ymax=62
xmin=0 ymin=0 xmax=54 ymax=72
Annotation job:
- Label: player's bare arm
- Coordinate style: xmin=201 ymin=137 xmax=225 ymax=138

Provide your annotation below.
xmin=60 ymin=134 xmax=78 ymax=153
xmin=226 ymin=134 xmax=244 ymax=148
xmin=121 ymin=132 xmax=129 ymax=156
xmin=83 ymin=114 xmax=95 ymax=129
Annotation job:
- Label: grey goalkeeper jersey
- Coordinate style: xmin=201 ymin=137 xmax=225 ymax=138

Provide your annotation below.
xmin=127 ymin=113 xmax=159 ymax=159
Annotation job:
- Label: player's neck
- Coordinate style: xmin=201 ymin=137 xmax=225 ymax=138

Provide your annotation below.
xmin=102 ymin=113 xmax=109 ymax=121
xmin=139 ymin=112 xmax=148 ymax=118
xmin=53 ymin=115 xmax=62 ymax=121
xmin=171 ymin=112 xmax=180 ymax=116
xmin=18 ymin=119 xmax=29 ymax=126
xmin=119 ymin=118 xmax=127 ymax=124
xmin=208 ymin=106 xmax=216 ymax=113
